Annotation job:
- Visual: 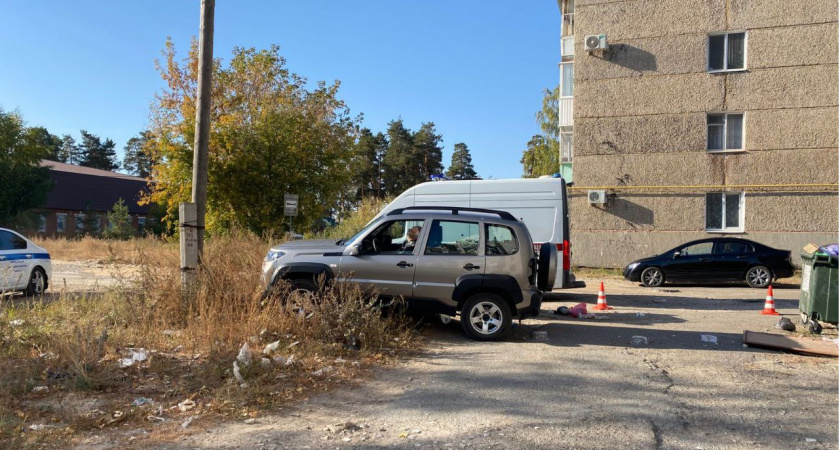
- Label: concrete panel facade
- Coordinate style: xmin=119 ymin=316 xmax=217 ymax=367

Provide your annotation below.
xmin=568 ymin=0 xmax=839 ymax=268
xmin=744 ymin=107 xmax=838 ymax=151
xmin=576 ymin=113 xmax=708 ymax=155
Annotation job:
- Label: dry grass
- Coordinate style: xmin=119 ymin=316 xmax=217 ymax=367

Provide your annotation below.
xmin=30 ymin=236 xmax=174 ymax=264
xmin=0 ymin=232 xmax=416 ymax=448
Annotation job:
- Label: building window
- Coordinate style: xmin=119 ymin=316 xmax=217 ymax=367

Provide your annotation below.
xmin=138 ymin=217 xmax=146 ymax=233
xmin=38 ymin=214 xmax=46 ymax=232
xmin=560 ymin=132 xmax=574 ymax=162
xmin=708 ymin=32 xmax=746 ymax=72
xmin=707 ymin=113 xmax=744 ymax=151
xmin=560 ymin=63 xmax=574 ymax=97
xmin=706 ymin=192 xmax=744 ymax=232
xmin=75 ymin=214 xmax=85 ymax=231
xmin=56 ymin=214 xmax=66 ymax=233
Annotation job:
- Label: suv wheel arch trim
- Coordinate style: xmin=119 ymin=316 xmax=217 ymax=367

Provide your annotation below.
xmin=271 ymin=263 xmax=334 ymax=287
xmin=453 ymin=274 xmax=522 ymax=314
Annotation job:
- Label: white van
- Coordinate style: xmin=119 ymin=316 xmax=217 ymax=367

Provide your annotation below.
xmin=374 ymin=177 xmax=581 ymax=290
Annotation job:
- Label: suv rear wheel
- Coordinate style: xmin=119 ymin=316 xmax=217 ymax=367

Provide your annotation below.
xmin=460 ymin=293 xmax=511 ymax=341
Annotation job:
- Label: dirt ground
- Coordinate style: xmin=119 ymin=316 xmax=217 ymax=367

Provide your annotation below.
xmin=58 ymin=270 xmax=838 ymax=450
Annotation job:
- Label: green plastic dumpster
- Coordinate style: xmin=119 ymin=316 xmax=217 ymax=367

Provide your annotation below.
xmin=799 ymin=252 xmax=838 ymax=333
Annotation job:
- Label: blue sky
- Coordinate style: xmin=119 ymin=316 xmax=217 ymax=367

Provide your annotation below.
xmin=0 ymin=1 xmax=560 ymax=179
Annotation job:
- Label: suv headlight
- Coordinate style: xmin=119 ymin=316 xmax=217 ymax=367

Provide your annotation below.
xmin=266 ymin=250 xmax=286 ymax=262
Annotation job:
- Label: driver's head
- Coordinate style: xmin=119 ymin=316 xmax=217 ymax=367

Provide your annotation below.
xmin=407 ymin=226 xmax=421 ymax=242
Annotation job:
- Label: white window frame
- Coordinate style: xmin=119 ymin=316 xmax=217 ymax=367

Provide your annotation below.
xmin=707 ymin=112 xmax=745 ymax=153
xmin=705 ymin=192 xmax=745 ymax=233
xmin=707 ymin=31 xmax=748 ymax=73
xmin=75 ymin=213 xmax=86 ymax=231
xmin=56 ymin=214 xmax=66 ymax=233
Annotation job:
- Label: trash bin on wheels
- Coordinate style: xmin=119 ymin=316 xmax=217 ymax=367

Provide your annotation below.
xmin=799 ymin=251 xmax=838 ymax=334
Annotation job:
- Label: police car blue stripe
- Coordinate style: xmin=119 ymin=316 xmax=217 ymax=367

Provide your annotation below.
xmin=2 ymin=253 xmax=50 ymax=261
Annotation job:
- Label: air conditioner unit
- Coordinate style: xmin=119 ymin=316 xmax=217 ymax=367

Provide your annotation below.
xmin=584 ymin=34 xmax=608 ymax=51
xmin=588 ymin=190 xmax=607 ymax=204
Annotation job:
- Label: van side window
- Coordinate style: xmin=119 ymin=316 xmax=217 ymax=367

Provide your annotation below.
xmin=485 ymin=224 xmax=518 ymax=256
xmin=424 ymin=220 xmax=479 ymax=255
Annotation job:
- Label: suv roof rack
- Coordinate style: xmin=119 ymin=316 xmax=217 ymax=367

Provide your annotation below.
xmin=385 ymin=206 xmax=517 ymax=222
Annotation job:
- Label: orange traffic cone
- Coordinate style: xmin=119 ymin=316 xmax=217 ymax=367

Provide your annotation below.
xmin=760 ymin=286 xmax=780 ymax=315
xmin=592 ymin=281 xmax=613 ymax=311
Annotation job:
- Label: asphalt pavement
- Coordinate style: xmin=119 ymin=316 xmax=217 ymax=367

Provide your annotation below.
xmin=149 ymin=278 xmax=838 ymax=450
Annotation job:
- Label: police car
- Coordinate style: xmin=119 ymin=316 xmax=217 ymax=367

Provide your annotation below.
xmin=0 ymin=228 xmax=51 ymax=296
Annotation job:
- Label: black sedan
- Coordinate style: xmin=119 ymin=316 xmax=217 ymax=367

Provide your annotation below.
xmin=623 ymin=238 xmax=795 ymax=288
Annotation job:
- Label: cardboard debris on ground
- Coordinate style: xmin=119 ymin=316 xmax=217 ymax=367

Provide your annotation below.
xmin=743 ymin=331 xmax=839 ymax=357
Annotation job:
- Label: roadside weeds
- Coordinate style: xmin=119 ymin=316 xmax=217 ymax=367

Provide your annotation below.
xmin=0 ymin=233 xmax=416 ymax=448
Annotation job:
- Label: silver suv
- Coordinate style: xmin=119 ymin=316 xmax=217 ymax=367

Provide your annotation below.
xmin=261 ymin=207 xmax=557 ymax=340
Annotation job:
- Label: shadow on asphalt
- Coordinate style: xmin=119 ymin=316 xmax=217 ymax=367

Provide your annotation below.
xmin=543 ymin=292 xmax=799 ymax=311
xmin=425 ymin=319 xmax=749 ymax=352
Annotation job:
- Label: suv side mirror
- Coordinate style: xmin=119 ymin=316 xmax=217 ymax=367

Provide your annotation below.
xmin=347 ymin=245 xmax=361 ymax=256
xmin=673 ymin=251 xmax=681 ymax=258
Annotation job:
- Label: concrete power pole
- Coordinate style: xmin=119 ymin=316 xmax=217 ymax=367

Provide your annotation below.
xmin=191 ymin=0 xmax=215 ymax=262
xmin=181 ymin=0 xmax=214 ymax=288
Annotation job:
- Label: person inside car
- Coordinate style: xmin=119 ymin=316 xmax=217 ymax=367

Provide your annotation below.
xmin=401 ymin=226 xmax=422 ymax=253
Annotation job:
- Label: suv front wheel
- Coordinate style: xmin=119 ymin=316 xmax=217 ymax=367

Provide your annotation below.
xmin=461 ymin=293 xmax=511 ymax=341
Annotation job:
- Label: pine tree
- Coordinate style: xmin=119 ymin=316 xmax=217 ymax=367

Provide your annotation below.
xmin=104 ymin=198 xmax=134 ymax=240
xmin=352 ymin=128 xmax=387 ymax=199
xmin=58 ymin=135 xmax=80 ymax=164
xmin=123 ymin=130 xmax=155 ymax=178
xmin=382 ymin=119 xmax=421 ymax=195
xmin=446 ymin=143 xmax=478 ymax=180
xmin=412 ymin=122 xmax=444 ymax=181
xmin=79 ymin=130 xmax=118 ymax=171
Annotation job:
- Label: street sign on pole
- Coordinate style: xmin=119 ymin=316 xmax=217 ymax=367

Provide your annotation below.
xmin=284 ymin=194 xmax=299 ymax=217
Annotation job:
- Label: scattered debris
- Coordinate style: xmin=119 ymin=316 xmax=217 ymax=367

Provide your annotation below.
xmin=118 ymin=348 xmax=149 ymax=368
xmin=569 ymin=303 xmax=588 ymax=318
xmin=244 ymin=418 xmax=257 ymax=424
xmin=743 ymin=331 xmax=839 ymax=357
xmin=263 ymin=341 xmax=280 ymax=354
xmin=272 ymin=355 xmax=287 ymax=365
xmin=131 ymin=397 xmax=150 ymax=407
xmin=31 ymin=386 xmax=49 ymax=394
xmin=775 ymin=317 xmax=796 ymax=332
xmin=285 ymin=355 xmax=296 ymax=366
xmin=555 ymin=306 xmax=570 ymax=315
xmin=233 ymin=361 xmax=245 ymax=383
xmin=335 ymin=357 xmax=346 ymax=363
xmin=181 ymin=417 xmax=194 ymax=429
xmin=237 ymin=343 xmax=252 ymax=366
xmin=701 ymin=335 xmax=718 ymax=345
xmin=531 ymin=331 xmax=548 ymax=341
xmin=146 ymin=415 xmax=165 ymax=423
xmin=287 ymin=341 xmax=301 ymax=349
xmin=177 ymin=399 xmax=196 ymax=412
xmin=28 ymin=424 xmax=45 ymax=431
xmin=630 ymin=336 xmax=649 ymax=347
xmin=10 ymin=319 xmax=25 ymax=326
xmin=635 ymin=312 xmax=646 ymax=317
xmin=584 ymin=314 xmax=608 ymax=320
xmin=806 ymin=438 xmax=817 ymax=443
xmin=260 ymin=357 xmax=272 ymax=369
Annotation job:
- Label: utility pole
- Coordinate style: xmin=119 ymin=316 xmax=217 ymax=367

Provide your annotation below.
xmin=181 ymin=0 xmax=214 ymax=289
xmin=191 ymin=0 xmax=215 ymax=262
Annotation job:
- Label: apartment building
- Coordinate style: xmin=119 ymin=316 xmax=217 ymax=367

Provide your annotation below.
xmin=559 ymin=0 xmax=839 ymax=267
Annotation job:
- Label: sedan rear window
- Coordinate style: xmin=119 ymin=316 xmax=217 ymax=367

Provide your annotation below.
xmin=0 ymin=231 xmax=27 ymax=250
xmin=716 ymin=241 xmax=753 ymax=254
